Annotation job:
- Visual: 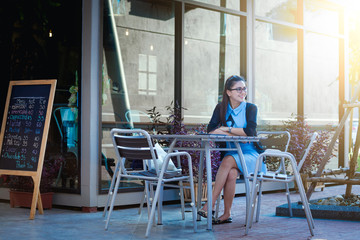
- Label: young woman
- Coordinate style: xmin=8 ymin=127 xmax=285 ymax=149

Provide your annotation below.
xmin=198 ymin=75 xmax=266 ymax=224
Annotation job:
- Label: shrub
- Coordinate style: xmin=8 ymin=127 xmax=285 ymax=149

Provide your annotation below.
xmin=283 ymin=114 xmax=335 ymax=174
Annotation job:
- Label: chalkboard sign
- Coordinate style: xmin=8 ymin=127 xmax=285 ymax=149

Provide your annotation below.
xmin=0 ymin=84 xmax=51 ymax=171
xmin=0 ymin=80 xmax=56 ymax=219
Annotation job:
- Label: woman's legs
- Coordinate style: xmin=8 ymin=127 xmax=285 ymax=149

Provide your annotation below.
xmin=202 ymin=155 xmax=238 ymax=213
xmin=219 ymin=168 xmax=238 ymax=220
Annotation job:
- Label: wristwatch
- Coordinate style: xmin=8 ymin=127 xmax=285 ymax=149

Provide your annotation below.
xmin=229 ymin=126 xmax=232 ymax=133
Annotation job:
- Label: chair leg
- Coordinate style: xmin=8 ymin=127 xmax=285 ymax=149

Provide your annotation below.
xmin=244 ymin=171 xmax=253 ymax=226
xmin=146 ymin=180 xmax=164 ymax=237
xmin=294 ymin=172 xmax=314 ymax=229
xmin=149 ymin=182 xmax=156 ymax=226
xmin=179 ymin=180 xmax=185 ymax=220
xmin=295 ymin=176 xmax=315 ymax=236
xmin=157 ymin=184 xmax=164 ymax=225
xmin=103 ymin=161 xmax=120 ymax=218
xmin=138 ymin=189 xmax=146 ymax=215
xmin=105 ymin=169 xmax=122 ymax=230
xmin=280 ymin=157 xmax=292 ymax=218
xmin=284 ymin=182 xmax=293 ymax=217
xmin=196 ymin=150 xmax=205 ymax=221
xmin=144 ymin=181 xmax=151 ymax=218
xmin=188 ymin=179 xmax=197 ymax=233
xmin=255 ymin=180 xmax=263 ymax=222
xmin=245 ymin=178 xmax=259 ymax=234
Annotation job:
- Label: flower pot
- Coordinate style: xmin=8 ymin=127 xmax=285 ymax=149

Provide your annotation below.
xmin=182 ymin=182 xmax=215 ymax=204
xmin=9 ymin=190 xmax=54 ymax=209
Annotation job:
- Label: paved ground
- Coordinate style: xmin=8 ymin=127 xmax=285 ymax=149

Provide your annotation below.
xmin=0 ymin=184 xmax=359 ymax=240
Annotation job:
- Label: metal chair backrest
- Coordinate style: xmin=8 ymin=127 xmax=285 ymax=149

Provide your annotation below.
xmin=111 ymin=128 xmax=160 ymax=173
xmin=297 ymin=132 xmax=318 ymax=172
xmin=258 ymin=131 xmax=291 ymax=152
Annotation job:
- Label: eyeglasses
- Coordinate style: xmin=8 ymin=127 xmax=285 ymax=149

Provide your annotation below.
xmin=229 ymin=87 xmax=247 ymax=93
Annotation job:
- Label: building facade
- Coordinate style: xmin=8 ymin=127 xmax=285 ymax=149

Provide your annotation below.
xmin=0 ymin=0 xmax=349 ymax=209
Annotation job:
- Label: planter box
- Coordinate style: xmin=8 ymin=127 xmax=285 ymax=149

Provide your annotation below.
xmin=9 ymin=190 xmax=54 ymax=209
xmin=182 ymin=182 xmax=215 ymax=204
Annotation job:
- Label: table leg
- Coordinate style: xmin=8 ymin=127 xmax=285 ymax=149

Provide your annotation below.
xmin=234 ymin=142 xmax=250 ymax=224
xmin=197 ymin=147 xmax=204 ymax=221
xmin=205 ymin=142 xmax=212 ymax=230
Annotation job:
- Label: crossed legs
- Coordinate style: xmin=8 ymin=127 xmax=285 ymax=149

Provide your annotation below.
xmin=201 ymin=155 xmax=239 ymax=221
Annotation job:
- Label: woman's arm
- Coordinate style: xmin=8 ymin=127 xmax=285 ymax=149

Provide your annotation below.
xmin=207 ymin=104 xmax=222 ymax=133
xmin=243 ymin=103 xmax=257 ymax=136
xmin=216 ymin=126 xmax=246 ymax=136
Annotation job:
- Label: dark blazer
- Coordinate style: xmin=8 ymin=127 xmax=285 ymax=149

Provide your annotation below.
xmin=207 ymin=102 xmax=258 ymax=136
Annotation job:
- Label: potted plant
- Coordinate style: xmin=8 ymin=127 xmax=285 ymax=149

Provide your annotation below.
xmin=282 ymin=114 xmax=335 ymax=191
xmin=6 ymin=154 xmax=64 ymax=209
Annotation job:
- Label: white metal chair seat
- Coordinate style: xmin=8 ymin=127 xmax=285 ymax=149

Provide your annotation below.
xmin=103 ymin=129 xmax=197 ymax=237
xmin=246 ymin=133 xmax=318 ymax=236
xmin=251 ymin=171 xmax=289 ymax=181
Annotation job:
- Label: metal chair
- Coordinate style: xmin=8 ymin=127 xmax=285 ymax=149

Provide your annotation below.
xmin=245 ymin=132 xmax=318 ymax=236
xmin=53 ymin=107 xmax=78 ymax=153
xmin=253 ymin=131 xmax=291 ymax=222
xmin=214 ymin=131 xmax=291 ymax=221
xmin=103 ymin=129 xmax=197 ymax=237
xmin=53 ymin=107 xmax=78 ymax=186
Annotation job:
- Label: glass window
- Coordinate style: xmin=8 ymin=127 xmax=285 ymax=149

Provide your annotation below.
xmin=254 ymin=21 xmax=297 ymax=125
xmin=255 ymin=0 xmax=297 ymax=24
xmin=101 ymin=0 xmax=175 ymax=193
xmin=187 ymin=0 xmax=242 ymax=11
xmin=304 ymin=32 xmax=339 ymax=125
xmin=183 ymin=8 xmax=243 ymax=124
xmin=0 ymin=1 xmax=82 ymax=193
xmin=304 ymin=0 xmax=340 ymax=35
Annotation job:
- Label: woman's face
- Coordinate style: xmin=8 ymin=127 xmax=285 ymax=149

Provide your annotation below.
xmin=226 ymin=81 xmax=247 ymax=105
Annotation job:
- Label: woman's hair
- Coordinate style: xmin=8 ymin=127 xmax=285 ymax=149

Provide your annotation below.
xmin=220 ymin=75 xmax=246 ymax=125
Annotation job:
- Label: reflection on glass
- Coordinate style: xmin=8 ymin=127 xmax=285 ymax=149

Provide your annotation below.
xmin=101 ymin=0 xmax=174 ymax=193
xmin=254 ymin=21 xmax=297 ymax=124
xmin=137 ymin=54 xmax=158 ymax=95
xmin=304 ymin=32 xmax=339 ymax=125
xmin=139 ymin=54 xmax=147 ymax=71
xmin=138 ymin=72 xmax=147 ymax=94
xmin=304 ymin=0 xmax=340 ymax=35
xmin=149 ymin=56 xmax=157 ymax=72
xmin=255 ymin=0 xmax=297 ymax=23
xmin=184 ymin=8 xmax=242 ymax=123
xmin=149 ymin=74 xmax=157 ymax=92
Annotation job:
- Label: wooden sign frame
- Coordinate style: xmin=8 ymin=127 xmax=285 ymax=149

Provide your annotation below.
xmin=0 ymin=79 xmax=57 ymax=219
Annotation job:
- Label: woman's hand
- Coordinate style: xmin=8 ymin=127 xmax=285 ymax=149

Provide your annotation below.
xmin=218 ymin=126 xmax=230 ymax=132
xmin=209 ymin=127 xmax=230 ymax=135
xmin=210 ymin=126 xmax=247 ymax=137
xmin=209 ymin=128 xmax=226 ymax=135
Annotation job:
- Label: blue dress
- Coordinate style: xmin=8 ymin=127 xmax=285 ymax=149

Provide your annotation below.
xmin=224 ymin=102 xmax=267 ymax=174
